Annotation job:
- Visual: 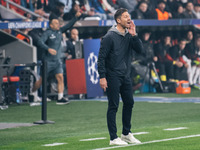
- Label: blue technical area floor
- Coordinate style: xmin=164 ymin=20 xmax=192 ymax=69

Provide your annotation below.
xmin=84 ymin=96 xmax=200 ymax=103
xmin=134 ymin=97 xmax=200 ymax=103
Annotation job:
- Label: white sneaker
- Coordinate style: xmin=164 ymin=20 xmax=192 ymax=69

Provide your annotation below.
xmin=109 ymin=137 xmax=128 ymax=145
xmin=37 ymin=97 xmax=51 ymax=102
xmin=47 ymin=98 xmax=51 ymax=102
xmin=121 ymin=133 xmax=141 ymax=144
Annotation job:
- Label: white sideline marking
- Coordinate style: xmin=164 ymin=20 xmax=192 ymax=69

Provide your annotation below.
xmin=80 ymin=137 xmax=107 ymax=141
xmin=42 ymin=143 xmax=67 ymax=146
xmin=92 ymin=134 xmax=200 ymax=150
xmin=80 ymin=132 xmax=148 ymax=142
xmin=132 ymin=132 xmax=149 ymax=135
xmin=163 ymin=127 xmax=188 ymax=131
xmin=194 ymin=102 xmax=200 ymax=104
xmin=148 ymin=101 xmax=172 ymax=103
xmin=79 ymin=132 xmax=148 ymax=142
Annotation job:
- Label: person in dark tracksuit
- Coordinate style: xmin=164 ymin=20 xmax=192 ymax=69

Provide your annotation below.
xmin=32 ymin=12 xmax=81 ymax=105
xmin=97 ymin=8 xmax=144 ymax=146
xmin=153 ymin=35 xmax=173 ymax=81
xmin=166 ymin=39 xmax=189 ymax=81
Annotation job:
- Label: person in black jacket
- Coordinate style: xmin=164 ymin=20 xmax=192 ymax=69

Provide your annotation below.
xmin=98 ymin=8 xmax=144 ymax=146
xmin=182 ymin=2 xmax=197 ymax=19
xmin=185 ymin=36 xmax=200 ymax=85
xmin=154 ymin=34 xmax=173 ymax=81
xmin=28 ymin=17 xmax=45 ymax=61
xmin=167 ymin=38 xmax=188 ymax=81
xmin=130 ymin=1 xmax=149 ymax=19
xmin=66 ymin=28 xmax=80 ymax=59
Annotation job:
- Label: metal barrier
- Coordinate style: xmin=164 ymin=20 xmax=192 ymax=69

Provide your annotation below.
xmin=0 ymin=61 xmax=54 ymax=124
xmin=2 ymin=0 xmax=48 ymax=21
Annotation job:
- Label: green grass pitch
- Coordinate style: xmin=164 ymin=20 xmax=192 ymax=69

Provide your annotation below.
xmin=0 ymin=99 xmax=200 ymax=150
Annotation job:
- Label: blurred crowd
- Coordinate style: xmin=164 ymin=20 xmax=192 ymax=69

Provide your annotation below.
xmin=1 ymin=0 xmax=200 ymax=94
xmin=1 ymin=0 xmax=200 ymax=21
xmin=131 ymin=29 xmax=200 ymax=91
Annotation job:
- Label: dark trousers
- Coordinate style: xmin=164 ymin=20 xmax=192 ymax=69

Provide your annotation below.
xmin=106 ymin=75 xmax=134 ymax=140
xmin=156 ymin=61 xmax=174 ymax=79
xmin=174 ymin=66 xmax=188 ymax=81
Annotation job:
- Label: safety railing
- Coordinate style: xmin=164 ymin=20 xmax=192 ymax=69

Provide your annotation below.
xmin=2 ymin=0 xmax=48 ymax=21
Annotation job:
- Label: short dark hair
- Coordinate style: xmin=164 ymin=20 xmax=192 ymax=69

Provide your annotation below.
xmin=49 ymin=13 xmax=58 ymax=24
xmin=114 ymin=8 xmax=128 ymax=24
xmin=157 ymin=0 xmax=166 ymax=5
xmin=138 ymin=1 xmax=148 ymax=7
xmin=178 ymin=38 xmax=187 ymax=43
xmin=56 ymin=1 xmax=65 ymax=7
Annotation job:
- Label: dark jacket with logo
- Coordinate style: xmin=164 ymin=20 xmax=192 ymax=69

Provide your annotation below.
xmin=37 ymin=17 xmax=78 ymax=61
xmin=98 ymin=25 xmax=144 ymax=78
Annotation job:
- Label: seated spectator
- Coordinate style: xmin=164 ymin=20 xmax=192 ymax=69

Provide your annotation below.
xmin=193 ymin=4 xmax=200 ymax=19
xmin=63 ymin=1 xmax=89 ymax=21
xmin=184 ymin=36 xmax=200 ymax=85
xmin=87 ymin=0 xmax=112 ymax=19
xmin=138 ymin=30 xmax=157 ymax=64
xmin=167 ymin=0 xmax=183 ymax=14
xmin=21 ymin=0 xmax=45 ymax=19
xmin=107 ymin=0 xmax=120 ymax=10
xmin=63 ymin=1 xmax=79 ymax=20
xmin=47 ymin=0 xmax=60 ymax=12
xmin=117 ymin=0 xmax=137 ymax=13
xmin=138 ymin=0 xmax=156 ymax=10
xmin=154 ymin=0 xmax=172 ymax=20
xmin=79 ymin=0 xmax=96 ymax=18
xmin=173 ymin=4 xmax=185 ymax=18
xmin=130 ymin=1 xmax=149 ymax=19
xmin=51 ymin=2 xmax=65 ymax=19
xmin=166 ymin=38 xmax=188 ymax=81
xmin=21 ymin=0 xmax=48 ymax=19
xmin=161 ymin=0 xmax=171 ymax=12
xmin=131 ymin=30 xmax=156 ymax=90
xmin=183 ymin=30 xmax=196 ymax=84
xmin=62 ymin=28 xmax=83 ymax=91
xmin=80 ymin=0 xmax=108 ymax=20
xmin=99 ymin=0 xmax=116 ymax=14
xmin=186 ymin=30 xmax=194 ymax=44
xmin=191 ymin=36 xmax=200 ymax=85
xmin=36 ymin=0 xmax=50 ymax=13
xmin=66 ymin=28 xmax=83 ymax=59
xmin=20 ymin=0 xmax=34 ymax=12
xmin=58 ymin=0 xmax=72 ymax=14
xmin=182 ymin=2 xmax=197 ymax=18
xmin=154 ymin=34 xmax=173 ymax=81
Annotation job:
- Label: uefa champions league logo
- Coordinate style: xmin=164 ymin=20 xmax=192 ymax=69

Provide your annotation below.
xmin=87 ymin=52 xmax=99 ymax=84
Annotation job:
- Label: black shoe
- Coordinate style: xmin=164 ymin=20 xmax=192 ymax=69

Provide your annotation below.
xmin=56 ymin=97 xmax=70 ymax=105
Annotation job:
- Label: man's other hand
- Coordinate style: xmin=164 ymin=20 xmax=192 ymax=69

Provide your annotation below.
xmin=100 ymin=78 xmax=108 ymax=92
xmin=48 ymin=48 xmax=57 ymax=55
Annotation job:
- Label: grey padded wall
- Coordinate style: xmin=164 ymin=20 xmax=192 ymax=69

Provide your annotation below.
xmin=0 ymin=30 xmax=37 ymax=67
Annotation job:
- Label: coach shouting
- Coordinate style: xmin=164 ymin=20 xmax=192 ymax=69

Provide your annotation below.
xmin=98 ymin=8 xmax=144 ymax=145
